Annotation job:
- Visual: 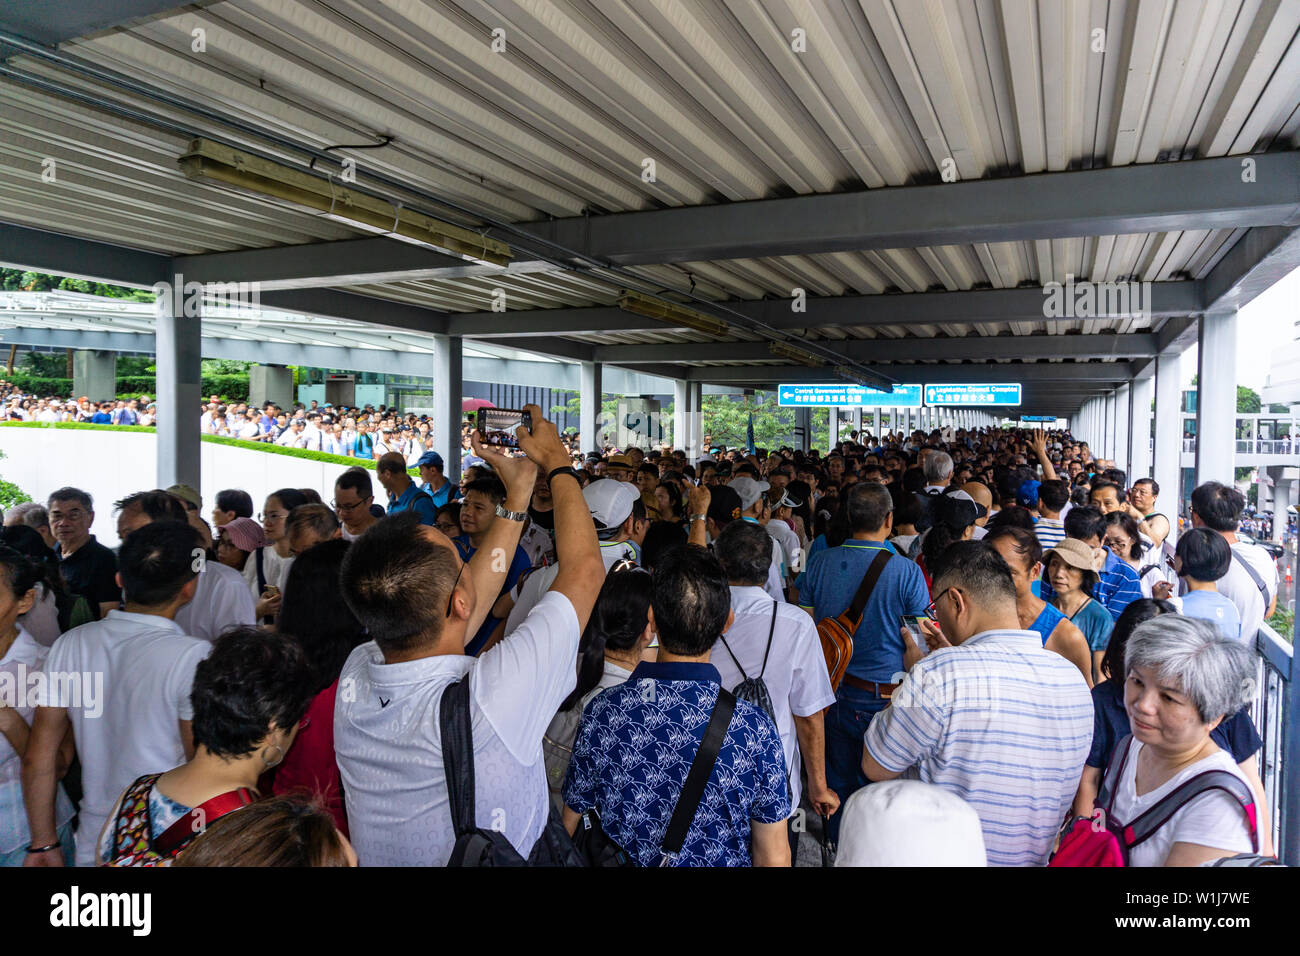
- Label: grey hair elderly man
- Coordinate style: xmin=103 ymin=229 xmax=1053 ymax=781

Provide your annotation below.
xmin=922 ymin=451 xmax=954 ymax=493
xmin=1099 ymin=615 xmax=1266 ymax=866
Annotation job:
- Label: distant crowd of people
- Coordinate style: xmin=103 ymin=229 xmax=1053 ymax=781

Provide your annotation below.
xmin=0 ymin=403 xmax=1286 ymax=868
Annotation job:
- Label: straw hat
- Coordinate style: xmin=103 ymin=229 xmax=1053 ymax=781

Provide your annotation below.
xmin=1043 ymin=538 xmax=1104 ymax=574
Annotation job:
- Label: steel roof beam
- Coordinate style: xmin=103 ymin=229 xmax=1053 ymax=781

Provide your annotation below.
xmin=174 ymin=237 xmax=551 ymax=290
xmin=593 ymin=332 xmax=1160 ymax=365
xmin=686 ymin=362 xmax=1135 ymax=385
xmin=517 ymin=153 xmax=1300 ymax=266
xmin=1201 ymin=225 xmax=1300 ymax=315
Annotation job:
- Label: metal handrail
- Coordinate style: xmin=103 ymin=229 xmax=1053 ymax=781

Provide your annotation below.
xmin=1256 ymin=622 xmax=1297 ymax=863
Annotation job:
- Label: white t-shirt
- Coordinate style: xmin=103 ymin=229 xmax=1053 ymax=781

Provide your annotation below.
xmin=712 ymin=586 xmax=836 ymax=812
xmin=175 ymin=560 xmax=257 ymax=643
xmin=1109 ymin=738 xmax=1255 ymax=867
xmin=0 ymin=627 xmax=76 ymax=854
xmin=244 ymin=547 xmax=294 ymax=602
xmin=504 ymin=539 xmax=635 ymax=635
xmin=334 ymin=590 xmax=581 ymax=866
xmin=1218 ymin=541 xmax=1278 ymax=642
xmin=765 ymin=519 xmax=801 ymax=580
xmin=44 ymin=611 xmax=209 ymax=866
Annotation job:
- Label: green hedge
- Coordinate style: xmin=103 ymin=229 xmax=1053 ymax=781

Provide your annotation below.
xmin=0 ymin=421 xmax=417 ymax=474
xmin=3 ymin=372 xmax=250 ymax=403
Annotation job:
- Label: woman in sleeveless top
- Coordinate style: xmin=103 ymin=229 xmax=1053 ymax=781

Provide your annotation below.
xmin=984 ymin=527 xmax=1093 ymax=686
xmin=1043 ymin=539 xmax=1115 ymax=686
xmin=100 ymin=628 xmax=318 ymax=866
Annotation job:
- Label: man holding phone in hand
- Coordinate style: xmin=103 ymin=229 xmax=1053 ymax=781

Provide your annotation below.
xmin=334 ymin=406 xmax=605 ymax=866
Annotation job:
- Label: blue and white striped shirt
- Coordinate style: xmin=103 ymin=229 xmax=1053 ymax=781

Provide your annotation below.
xmin=864 ymin=629 xmax=1093 ymax=866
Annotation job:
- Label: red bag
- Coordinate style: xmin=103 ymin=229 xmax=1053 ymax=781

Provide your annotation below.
xmin=1050 ymin=735 xmax=1258 ymax=867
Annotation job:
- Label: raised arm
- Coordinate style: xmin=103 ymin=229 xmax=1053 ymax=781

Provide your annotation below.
xmin=514 ymin=405 xmax=604 ymax=632
xmin=687 ymin=484 xmax=711 ymax=548
xmin=1029 ymin=430 xmax=1058 ymax=482
xmin=462 ymin=430 xmax=537 ymax=641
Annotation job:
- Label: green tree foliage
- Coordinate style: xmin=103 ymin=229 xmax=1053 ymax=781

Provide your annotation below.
xmin=1238 ymin=386 xmax=1261 ymax=414
xmin=0 ymin=450 xmax=31 ymax=509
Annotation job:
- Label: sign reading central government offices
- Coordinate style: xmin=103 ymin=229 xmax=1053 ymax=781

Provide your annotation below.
xmin=778 ymin=383 xmax=1021 ymax=407
xmin=778 ymin=383 xmax=924 ymax=407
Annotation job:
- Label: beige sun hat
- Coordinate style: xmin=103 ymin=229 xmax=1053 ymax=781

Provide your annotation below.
xmin=1043 ymin=538 xmax=1104 ymax=574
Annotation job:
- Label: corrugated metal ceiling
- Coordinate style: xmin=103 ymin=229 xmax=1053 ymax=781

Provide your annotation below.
xmin=0 ymin=0 xmax=1296 ymax=363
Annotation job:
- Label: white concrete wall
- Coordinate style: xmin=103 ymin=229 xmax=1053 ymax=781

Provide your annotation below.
xmin=0 ymin=428 xmax=363 ymax=547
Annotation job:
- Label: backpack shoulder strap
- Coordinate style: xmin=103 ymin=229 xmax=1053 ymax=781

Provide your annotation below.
xmin=1230 ymin=550 xmax=1271 ymax=601
xmin=438 ymin=676 xmax=477 ymax=839
xmin=757 ymin=601 xmax=778 ymax=679
xmin=1122 ymin=769 xmax=1259 ymax=854
xmin=255 ymin=546 xmax=267 ymax=594
xmin=846 ymin=549 xmax=893 ymax=621
xmin=660 ymin=688 xmax=736 ymax=865
xmin=1097 ymin=734 xmax=1134 ymax=814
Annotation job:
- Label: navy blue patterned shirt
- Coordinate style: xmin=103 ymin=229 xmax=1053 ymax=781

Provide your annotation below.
xmin=562 ymin=661 xmax=790 ymax=867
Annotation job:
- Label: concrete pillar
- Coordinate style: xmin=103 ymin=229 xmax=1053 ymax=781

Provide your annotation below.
xmin=249 ymin=364 xmax=293 ymax=412
xmin=155 ymin=297 xmax=201 ymax=490
xmin=431 ymin=334 xmax=463 ymax=483
xmin=1273 ymin=478 xmax=1292 ymax=545
xmin=890 ymin=408 xmax=899 ymax=433
xmin=72 ymin=350 xmax=116 ymax=403
xmin=852 ymin=406 xmax=862 ymax=442
xmin=1196 ymin=310 xmax=1238 ymax=488
xmin=691 ymin=382 xmax=705 ymax=459
xmin=829 ymin=405 xmax=840 ymax=450
xmin=580 ymin=361 xmax=603 ymax=454
xmin=1154 ymin=349 xmax=1183 ymax=542
xmin=1130 ymin=375 xmax=1154 ymax=481
xmin=1114 ymin=384 xmax=1131 ymax=475
xmin=673 ymin=379 xmax=690 ymax=451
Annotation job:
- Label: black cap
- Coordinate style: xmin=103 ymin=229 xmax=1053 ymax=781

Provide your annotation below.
xmin=706 ymin=485 xmax=743 ymax=527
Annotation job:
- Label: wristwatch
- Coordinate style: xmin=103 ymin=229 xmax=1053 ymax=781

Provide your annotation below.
xmin=495 ymin=503 xmax=527 ymax=522
xmin=689 ymin=513 xmax=707 ymax=523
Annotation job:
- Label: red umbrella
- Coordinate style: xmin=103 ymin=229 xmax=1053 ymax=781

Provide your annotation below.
xmin=461 ymin=398 xmax=495 ymax=412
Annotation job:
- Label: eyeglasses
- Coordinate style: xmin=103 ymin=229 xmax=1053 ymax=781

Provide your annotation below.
xmin=331 ymin=496 xmax=373 ymax=513
xmin=925 ymin=587 xmax=957 ymax=619
xmin=258 ymin=511 xmax=288 ymax=522
xmin=445 ymin=561 xmax=464 ymax=618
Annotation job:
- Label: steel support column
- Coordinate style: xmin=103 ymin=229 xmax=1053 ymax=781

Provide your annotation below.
xmin=1130 ymin=375 xmax=1154 ymax=480
xmin=580 ymin=361 xmax=603 ymax=454
xmin=155 ymin=297 xmax=201 ymax=490
xmin=1154 ymin=350 xmax=1184 ymax=540
xmin=431 ymin=334 xmax=463 ymax=484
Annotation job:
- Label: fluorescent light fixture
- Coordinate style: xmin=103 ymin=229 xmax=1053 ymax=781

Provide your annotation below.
xmin=616 ymin=292 xmax=729 ymax=337
xmin=834 ymin=365 xmax=871 ymax=387
xmin=769 ymin=340 xmax=825 ymax=366
xmin=179 ymin=139 xmax=513 ymax=266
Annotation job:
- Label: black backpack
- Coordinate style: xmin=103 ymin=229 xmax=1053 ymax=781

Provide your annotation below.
xmin=718 ymin=601 xmax=779 ymax=726
xmin=439 ymin=676 xmax=584 ymax=867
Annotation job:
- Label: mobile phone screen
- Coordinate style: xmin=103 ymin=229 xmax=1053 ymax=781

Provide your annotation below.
xmin=900 ymin=614 xmax=928 ymax=655
xmin=476 ymin=408 xmax=532 ymax=447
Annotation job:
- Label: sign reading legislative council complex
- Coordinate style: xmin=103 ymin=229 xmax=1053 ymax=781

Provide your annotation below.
xmin=778 ymin=383 xmax=924 ymax=408
xmin=924 ymin=383 xmax=1022 ymax=407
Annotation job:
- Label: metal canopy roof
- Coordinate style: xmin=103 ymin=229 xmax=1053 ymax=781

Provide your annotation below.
xmin=0 ymin=0 xmax=1298 ymax=416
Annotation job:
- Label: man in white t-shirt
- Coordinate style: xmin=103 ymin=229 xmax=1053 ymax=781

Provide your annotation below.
xmin=712 ymin=520 xmax=838 ymax=853
xmin=334 ymin=406 xmax=603 ymax=866
xmin=1190 ymin=482 xmax=1278 ymax=643
xmin=22 ymin=520 xmax=209 ymax=867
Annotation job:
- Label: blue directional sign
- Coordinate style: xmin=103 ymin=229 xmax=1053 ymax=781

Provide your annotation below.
xmin=1019 ymin=415 xmax=1058 ymax=422
xmin=923 ymin=383 xmax=1022 ymax=407
xmin=778 ymin=383 xmax=923 ymax=408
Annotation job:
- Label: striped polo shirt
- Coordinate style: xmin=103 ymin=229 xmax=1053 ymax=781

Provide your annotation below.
xmin=864 ymin=629 xmax=1092 ymax=866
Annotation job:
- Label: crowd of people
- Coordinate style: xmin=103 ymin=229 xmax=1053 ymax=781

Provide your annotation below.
xmin=0 ymin=402 xmax=1287 ymax=868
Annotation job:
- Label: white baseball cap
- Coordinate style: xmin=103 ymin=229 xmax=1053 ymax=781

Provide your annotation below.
xmin=728 ymin=475 xmax=770 ymax=511
xmin=835 ymin=780 xmax=987 ymax=867
xmin=583 ymin=478 xmax=640 ymax=531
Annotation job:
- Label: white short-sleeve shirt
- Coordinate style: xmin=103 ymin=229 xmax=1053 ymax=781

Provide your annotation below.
xmin=1109 ymin=738 xmax=1255 ymax=867
xmin=44 ymin=611 xmax=209 ymax=866
xmin=712 ymin=586 xmax=836 ymax=812
xmin=334 ymin=590 xmax=581 ymax=866
xmin=1218 ymin=542 xmax=1278 ymax=642
xmin=175 ymin=560 xmax=257 ymax=643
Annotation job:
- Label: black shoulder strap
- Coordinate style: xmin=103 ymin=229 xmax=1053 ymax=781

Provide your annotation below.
xmin=1231 ymin=550 xmax=1271 ymax=601
xmin=718 ymin=600 xmax=780 ymax=683
xmin=660 ymin=688 xmax=736 ymax=865
xmin=438 ymin=677 xmax=477 ymax=839
xmin=1123 ymin=769 xmax=1259 ymax=854
xmin=847 ymin=549 xmax=892 ymax=621
xmin=1097 ymin=734 xmax=1134 ymax=814
xmin=255 ymin=546 xmax=267 ymax=594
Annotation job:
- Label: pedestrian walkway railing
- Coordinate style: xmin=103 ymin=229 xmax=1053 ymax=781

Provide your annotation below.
xmin=1254 ymin=621 xmax=1299 ymax=862
xmin=1181 ymin=437 xmax=1298 ymax=455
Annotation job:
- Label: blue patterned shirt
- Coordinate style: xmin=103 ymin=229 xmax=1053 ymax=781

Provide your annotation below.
xmin=562 ymin=662 xmax=790 ymax=867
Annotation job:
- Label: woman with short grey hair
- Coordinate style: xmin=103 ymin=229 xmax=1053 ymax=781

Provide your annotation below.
xmin=1107 ymin=615 xmax=1262 ymax=866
